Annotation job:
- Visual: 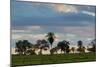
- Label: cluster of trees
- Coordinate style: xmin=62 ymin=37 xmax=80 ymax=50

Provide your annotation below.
xmin=15 ymin=40 xmax=33 ymax=55
xmin=15 ymin=32 xmax=96 ymax=55
xmin=50 ymin=40 xmax=70 ymax=54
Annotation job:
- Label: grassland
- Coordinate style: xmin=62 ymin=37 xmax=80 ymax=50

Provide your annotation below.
xmin=12 ymin=52 xmax=96 ymax=66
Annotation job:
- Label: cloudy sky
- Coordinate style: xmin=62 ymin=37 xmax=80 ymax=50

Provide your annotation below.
xmin=11 ymin=0 xmax=96 ymax=48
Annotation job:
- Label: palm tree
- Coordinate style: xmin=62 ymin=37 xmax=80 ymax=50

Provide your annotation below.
xmin=46 ymin=32 xmax=56 ymax=48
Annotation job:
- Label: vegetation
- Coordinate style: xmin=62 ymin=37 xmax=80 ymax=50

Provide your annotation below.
xmin=87 ymin=39 xmax=96 ymax=52
xmin=12 ymin=52 xmax=96 ymax=66
xmin=77 ymin=40 xmax=86 ymax=53
xmin=46 ymin=32 xmax=56 ymax=48
xmin=15 ymin=40 xmax=33 ymax=55
xmin=12 ymin=32 xmax=96 ymax=66
xmin=14 ymin=32 xmax=96 ymax=55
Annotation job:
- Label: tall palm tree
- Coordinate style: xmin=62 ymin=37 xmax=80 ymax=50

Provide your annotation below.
xmin=46 ymin=32 xmax=56 ymax=48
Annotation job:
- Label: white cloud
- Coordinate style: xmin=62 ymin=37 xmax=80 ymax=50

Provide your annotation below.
xmin=87 ymin=38 xmax=94 ymax=41
xmin=26 ymin=3 xmax=78 ymax=13
xmin=82 ymin=11 xmax=95 ymax=16
xmin=12 ymin=26 xmax=95 ymax=40
xmin=62 ymin=26 xmax=95 ymax=37
xmin=32 ymin=34 xmax=46 ymax=40
xmin=51 ymin=4 xmax=78 ymax=13
xmin=12 ymin=34 xmax=22 ymax=40
xmin=12 ymin=30 xmax=30 ymax=33
xmin=54 ymin=33 xmax=76 ymax=42
xmin=12 ymin=26 xmax=41 ymax=34
xmin=26 ymin=26 xmax=41 ymax=30
xmin=12 ymin=33 xmax=46 ymax=40
xmin=13 ymin=26 xmax=41 ymax=30
xmin=66 ymin=34 xmax=76 ymax=38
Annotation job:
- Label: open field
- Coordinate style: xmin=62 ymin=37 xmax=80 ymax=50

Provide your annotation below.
xmin=12 ymin=52 xmax=96 ymax=66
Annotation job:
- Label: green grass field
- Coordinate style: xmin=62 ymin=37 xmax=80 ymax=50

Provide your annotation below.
xmin=12 ymin=52 xmax=96 ymax=66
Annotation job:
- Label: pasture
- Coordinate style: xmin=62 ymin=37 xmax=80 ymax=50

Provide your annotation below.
xmin=12 ymin=52 xmax=96 ymax=66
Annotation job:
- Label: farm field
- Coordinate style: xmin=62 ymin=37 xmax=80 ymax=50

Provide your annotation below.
xmin=12 ymin=52 xmax=96 ymax=66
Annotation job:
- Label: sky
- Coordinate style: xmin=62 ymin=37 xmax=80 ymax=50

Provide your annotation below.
xmin=11 ymin=0 xmax=96 ymax=48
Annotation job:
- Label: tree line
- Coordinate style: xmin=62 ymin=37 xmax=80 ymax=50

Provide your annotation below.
xmin=15 ymin=32 xmax=96 ymax=55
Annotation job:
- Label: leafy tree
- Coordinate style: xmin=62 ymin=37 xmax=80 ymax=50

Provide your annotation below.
xmin=26 ymin=49 xmax=36 ymax=55
xmin=71 ymin=47 xmax=75 ymax=53
xmin=77 ymin=46 xmax=85 ymax=53
xmin=22 ymin=40 xmax=32 ymax=53
xmin=77 ymin=40 xmax=85 ymax=53
xmin=35 ymin=39 xmax=49 ymax=55
xmin=50 ymin=47 xmax=59 ymax=55
xmin=57 ymin=40 xmax=70 ymax=54
xmin=36 ymin=39 xmax=49 ymax=48
xmin=15 ymin=40 xmax=23 ymax=55
xmin=36 ymin=40 xmax=42 ymax=46
xmin=87 ymin=39 xmax=96 ymax=52
xmin=77 ymin=40 xmax=83 ymax=47
xmin=46 ymin=32 xmax=56 ymax=48
xmin=15 ymin=40 xmax=33 ymax=55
